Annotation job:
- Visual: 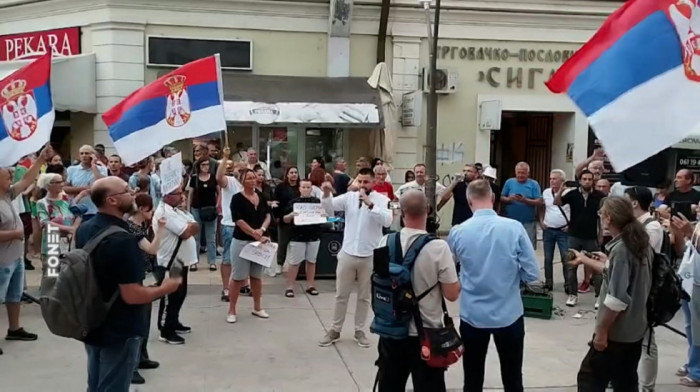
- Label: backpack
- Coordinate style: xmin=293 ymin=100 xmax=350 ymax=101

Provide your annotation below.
xmin=39 ymin=226 xmax=124 ymax=341
xmin=643 ymin=217 xmax=674 ymax=261
xmin=646 ymin=250 xmax=687 ymax=327
xmin=370 ymin=232 xmax=435 ymax=339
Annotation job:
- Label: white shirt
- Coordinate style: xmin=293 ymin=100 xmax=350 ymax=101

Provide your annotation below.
xmin=542 ymin=188 xmax=570 ymax=229
xmin=312 ymin=185 xmax=323 ymax=200
xmin=638 ymin=212 xmax=664 ymax=253
xmin=396 ymin=180 xmax=446 ymax=200
xmin=321 ymin=190 xmax=393 ymax=257
xmin=220 ymin=176 xmax=242 ymax=227
xmin=153 ymin=203 xmax=198 ymax=267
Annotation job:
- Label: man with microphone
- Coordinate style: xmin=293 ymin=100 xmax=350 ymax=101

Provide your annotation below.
xmin=318 ymin=168 xmax=393 ymax=348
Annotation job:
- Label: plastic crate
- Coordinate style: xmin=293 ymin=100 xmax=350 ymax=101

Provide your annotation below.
xmin=521 ymin=291 xmax=553 ymax=320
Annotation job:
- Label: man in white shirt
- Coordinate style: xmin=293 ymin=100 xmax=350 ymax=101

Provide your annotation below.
xmin=623 ymin=186 xmax=664 ymax=391
xmin=318 ymin=168 xmax=393 ymax=348
xmin=246 ymin=148 xmax=270 ymax=180
xmin=539 ymin=169 xmax=571 ymax=291
xmin=152 ymin=189 xmax=200 ymax=345
xmin=396 ymin=163 xmax=446 ymax=200
xmin=216 ymin=147 xmax=243 ymax=302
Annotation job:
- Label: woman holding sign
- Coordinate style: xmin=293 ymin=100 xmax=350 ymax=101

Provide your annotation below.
xmin=282 ymin=178 xmax=324 ymax=297
xmin=227 ymin=169 xmax=272 ymax=324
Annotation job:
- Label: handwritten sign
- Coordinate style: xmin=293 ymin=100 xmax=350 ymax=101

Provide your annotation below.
xmin=240 ymin=241 xmax=278 ymax=268
xmin=160 ymin=152 xmax=183 ymax=196
xmin=293 ymin=203 xmax=327 ymax=226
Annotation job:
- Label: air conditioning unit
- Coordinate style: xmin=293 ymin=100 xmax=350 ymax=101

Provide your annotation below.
xmin=422 ymin=68 xmax=458 ymax=94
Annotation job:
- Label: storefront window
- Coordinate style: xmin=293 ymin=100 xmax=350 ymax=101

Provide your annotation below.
xmin=305 ymin=128 xmax=344 ymax=174
xmin=259 ymin=127 xmax=298 ymax=180
xmin=226 ymin=125 xmax=254 ymax=163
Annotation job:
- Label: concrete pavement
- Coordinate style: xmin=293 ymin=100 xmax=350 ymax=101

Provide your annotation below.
xmin=0 ymin=251 xmax=695 ymax=391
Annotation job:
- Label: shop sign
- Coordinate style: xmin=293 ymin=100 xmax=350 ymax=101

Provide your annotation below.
xmin=0 ymin=27 xmax=81 ymax=61
xmin=248 ymin=104 xmax=281 ymax=125
xmin=437 ymin=46 xmax=577 ymax=63
xmin=673 ymin=135 xmax=700 ymax=150
xmin=676 ymin=150 xmax=700 ymax=186
xmin=401 ymin=91 xmax=422 ymax=127
xmin=478 ymin=67 xmax=559 ymax=89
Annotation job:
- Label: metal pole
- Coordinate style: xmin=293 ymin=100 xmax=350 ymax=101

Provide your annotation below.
xmin=425 ymin=0 xmax=440 ymax=218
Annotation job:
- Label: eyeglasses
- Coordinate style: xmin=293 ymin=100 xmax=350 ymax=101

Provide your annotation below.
xmin=107 ymin=190 xmax=130 ymax=198
xmin=49 ymin=181 xmax=64 ymax=185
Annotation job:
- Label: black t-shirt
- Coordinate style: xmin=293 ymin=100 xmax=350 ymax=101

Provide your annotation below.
xmin=451 ymin=181 xmax=472 ymax=226
xmin=188 ymin=174 xmax=217 ymax=208
xmin=75 ymin=213 xmax=147 ymax=346
xmin=664 ymin=189 xmax=700 ymax=208
xmin=561 ymin=188 xmax=605 ymax=240
xmin=127 ymin=220 xmax=155 ymax=272
xmin=231 ymin=191 xmax=271 ymax=241
xmin=287 ymin=196 xmax=323 ymax=242
xmin=334 ymin=172 xmax=351 ymax=195
xmin=490 ymin=182 xmax=502 ymax=212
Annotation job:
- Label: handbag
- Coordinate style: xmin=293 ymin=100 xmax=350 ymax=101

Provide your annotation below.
xmin=413 ymin=296 xmax=464 ymax=368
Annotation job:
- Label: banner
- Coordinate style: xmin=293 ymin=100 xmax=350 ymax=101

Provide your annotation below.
xmin=293 ymin=203 xmax=327 ymax=226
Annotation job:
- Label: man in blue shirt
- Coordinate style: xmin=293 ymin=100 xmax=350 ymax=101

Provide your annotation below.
xmin=65 ymin=145 xmax=108 ymax=221
xmin=500 ymin=162 xmax=543 ymax=249
xmin=448 ymin=179 xmax=539 ymax=392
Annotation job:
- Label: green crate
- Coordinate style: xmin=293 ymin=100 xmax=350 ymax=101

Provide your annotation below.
xmin=521 ymin=291 xmax=553 ymax=320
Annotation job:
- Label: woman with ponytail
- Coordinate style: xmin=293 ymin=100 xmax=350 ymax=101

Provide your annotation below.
xmin=570 ymin=196 xmax=653 ymax=390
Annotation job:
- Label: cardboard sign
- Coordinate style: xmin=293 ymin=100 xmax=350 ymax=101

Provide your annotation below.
xmin=293 ymin=203 xmax=326 ymax=226
xmin=240 ymin=241 xmax=278 ymax=268
xmin=160 ymin=152 xmax=183 ymax=196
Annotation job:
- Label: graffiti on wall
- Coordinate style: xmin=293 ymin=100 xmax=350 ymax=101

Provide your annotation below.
xmin=437 ymin=142 xmax=465 ymax=164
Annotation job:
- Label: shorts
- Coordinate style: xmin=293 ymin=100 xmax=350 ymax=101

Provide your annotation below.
xmin=230 ymin=238 xmax=263 ymax=281
xmin=286 ymin=241 xmax=320 ymax=265
xmin=221 ymin=225 xmax=234 ymax=265
xmin=20 ymin=212 xmax=32 ymax=237
xmin=0 ymin=259 xmax=25 ymax=304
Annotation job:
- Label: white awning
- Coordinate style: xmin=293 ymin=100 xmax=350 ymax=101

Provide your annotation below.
xmin=0 ymin=54 xmax=96 ymax=113
xmin=223 ymin=101 xmax=380 ymax=125
xmin=673 ymin=135 xmax=700 ymax=150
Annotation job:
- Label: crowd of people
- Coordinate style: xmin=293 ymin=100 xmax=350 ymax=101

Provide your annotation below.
xmin=1 ymin=141 xmax=699 ymax=392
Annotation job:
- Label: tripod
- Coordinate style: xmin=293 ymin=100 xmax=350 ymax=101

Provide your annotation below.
xmin=21 ymin=292 xmax=39 ymax=304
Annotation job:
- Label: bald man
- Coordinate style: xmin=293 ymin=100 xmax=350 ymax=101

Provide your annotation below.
xmin=0 ymin=145 xmax=52 ymax=355
xmin=75 ymin=177 xmax=181 ymax=392
xmin=64 ymin=145 xmax=107 ymax=221
xmin=663 ymin=169 xmax=700 ymax=218
xmin=595 ymin=179 xmax=611 ymax=196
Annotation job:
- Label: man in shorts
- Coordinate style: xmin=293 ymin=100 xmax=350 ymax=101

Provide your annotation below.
xmin=282 ymin=179 xmax=324 ymax=297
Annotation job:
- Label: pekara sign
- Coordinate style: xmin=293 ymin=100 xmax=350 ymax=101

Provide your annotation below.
xmin=0 ymin=27 xmax=81 ymax=61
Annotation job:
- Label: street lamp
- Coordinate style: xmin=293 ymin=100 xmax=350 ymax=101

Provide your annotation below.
xmin=419 ymin=0 xmax=441 ymax=226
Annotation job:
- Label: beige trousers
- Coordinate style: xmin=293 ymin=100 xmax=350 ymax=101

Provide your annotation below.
xmin=330 ymin=250 xmax=373 ymax=333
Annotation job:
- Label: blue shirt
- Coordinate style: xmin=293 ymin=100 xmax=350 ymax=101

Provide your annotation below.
xmin=66 ymin=164 xmax=108 ymax=215
xmin=128 ymin=173 xmax=162 ymax=206
xmin=501 ymin=178 xmax=541 ymax=223
xmin=447 ymin=209 xmax=540 ymax=328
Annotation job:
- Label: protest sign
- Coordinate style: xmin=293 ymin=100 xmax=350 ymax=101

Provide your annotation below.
xmin=293 ymin=203 xmax=327 ymax=226
xmin=160 ymin=152 xmax=184 ymax=195
xmin=240 ymin=241 xmax=278 ymax=268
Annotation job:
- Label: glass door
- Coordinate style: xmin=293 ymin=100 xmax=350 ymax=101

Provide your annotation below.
xmin=259 ymin=127 xmax=299 ymax=181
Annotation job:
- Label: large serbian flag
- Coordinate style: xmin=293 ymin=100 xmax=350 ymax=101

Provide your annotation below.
xmin=0 ymin=53 xmax=54 ymax=167
xmin=103 ymin=54 xmax=226 ymax=165
xmin=547 ymin=0 xmax=700 ymax=172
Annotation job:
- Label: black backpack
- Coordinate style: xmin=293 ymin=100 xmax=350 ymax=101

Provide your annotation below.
xmin=646 ymin=250 xmax=687 ymax=327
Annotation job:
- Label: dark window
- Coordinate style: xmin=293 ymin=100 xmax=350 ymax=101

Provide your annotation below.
xmin=147 ymin=37 xmax=252 ymax=70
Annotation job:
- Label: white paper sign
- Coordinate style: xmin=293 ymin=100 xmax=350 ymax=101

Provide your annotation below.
xmin=240 ymin=241 xmax=278 ymax=268
xmin=159 ymin=152 xmax=184 ymax=195
xmin=293 ymin=203 xmax=327 ymax=226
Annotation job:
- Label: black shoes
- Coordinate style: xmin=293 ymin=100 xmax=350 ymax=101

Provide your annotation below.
xmin=221 ymin=289 xmax=230 ymax=302
xmin=131 ymin=371 xmax=145 ymax=385
xmin=240 ymin=285 xmax=252 ymax=296
xmin=159 ymin=330 xmax=185 ymax=345
xmin=139 ymin=360 xmax=160 ymax=370
xmin=174 ymin=324 xmax=191 ymax=334
xmin=190 ymin=264 xmax=198 ymax=272
xmin=24 ymin=259 xmax=35 ymax=271
xmin=6 ymin=328 xmax=38 ymax=341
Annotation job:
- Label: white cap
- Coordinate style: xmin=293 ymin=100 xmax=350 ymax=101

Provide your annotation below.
xmin=483 ymin=166 xmax=497 ymax=180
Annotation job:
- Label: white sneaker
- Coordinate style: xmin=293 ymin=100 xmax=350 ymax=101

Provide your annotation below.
xmin=274 ymin=264 xmax=282 ymax=275
xmin=226 ymin=314 xmax=237 ymax=323
xmin=252 ymin=309 xmax=269 ymax=319
xmin=566 ymin=295 xmax=578 ymax=307
xmin=594 ymin=301 xmax=599 ymax=310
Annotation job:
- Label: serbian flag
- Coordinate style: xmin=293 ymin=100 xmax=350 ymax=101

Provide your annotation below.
xmin=0 ymin=53 xmax=54 ymax=167
xmin=103 ymin=54 xmax=226 ymax=165
xmin=547 ymin=0 xmax=700 ymax=172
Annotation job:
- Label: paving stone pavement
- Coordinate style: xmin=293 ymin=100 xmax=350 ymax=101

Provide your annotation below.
xmin=0 ymin=250 xmax=694 ymax=391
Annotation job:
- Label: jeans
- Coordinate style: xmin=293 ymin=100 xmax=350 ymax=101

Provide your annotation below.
xmin=682 ymin=300 xmax=700 ymax=381
xmin=577 ymin=339 xmax=643 ymax=391
xmin=85 ymin=337 xmax=142 ymax=392
xmin=542 ymin=228 xmax=568 ymax=288
xmin=522 ymin=221 xmax=537 ymax=250
xmin=191 ymin=208 xmax=217 ymax=265
xmin=567 ymin=237 xmax=601 ymax=297
xmin=137 ymin=302 xmax=152 ymax=366
xmin=460 ymin=317 xmax=525 ymax=392
xmin=0 ymin=258 xmax=24 ymax=303
xmin=154 ymin=266 xmax=188 ymax=332
xmin=375 ymin=336 xmax=446 ymax=392
xmin=221 ymin=225 xmax=234 ymax=265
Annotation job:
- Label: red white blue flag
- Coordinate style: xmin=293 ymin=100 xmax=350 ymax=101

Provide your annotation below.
xmin=0 ymin=53 xmax=54 ymax=167
xmin=103 ymin=54 xmax=226 ymax=165
xmin=547 ymin=0 xmax=700 ymax=171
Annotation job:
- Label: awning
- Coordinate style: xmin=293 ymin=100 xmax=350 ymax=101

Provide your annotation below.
xmin=0 ymin=54 xmax=96 ymax=113
xmin=221 ymin=74 xmax=381 ymax=125
xmin=673 ymin=136 xmax=700 ymax=150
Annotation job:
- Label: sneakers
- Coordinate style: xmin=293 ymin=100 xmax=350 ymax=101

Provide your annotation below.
xmin=158 ymin=331 xmax=185 ymax=345
xmin=24 ymin=258 xmax=35 ymax=271
xmin=578 ymin=282 xmax=591 ymax=293
xmin=319 ymin=330 xmax=341 ymax=347
xmin=174 ymin=324 xmax=191 ymax=334
xmin=354 ymin=331 xmax=371 ymax=348
xmin=677 ymin=365 xmax=689 ymax=377
xmin=131 ymin=371 xmax=145 ymax=385
xmin=221 ymin=289 xmax=230 ymax=302
xmin=209 ymin=264 xmax=217 ymax=272
xmin=6 ymin=328 xmax=38 ymax=341
xmin=226 ymin=314 xmax=237 ymax=324
xmin=252 ymin=309 xmax=269 ymax=319
xmin=566 ymin=295 xmax=578 ymax=307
